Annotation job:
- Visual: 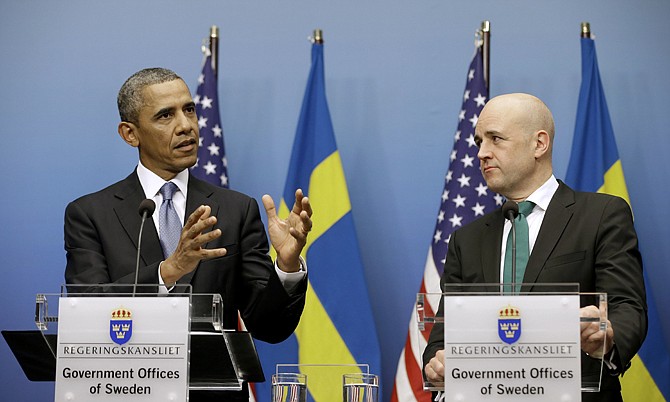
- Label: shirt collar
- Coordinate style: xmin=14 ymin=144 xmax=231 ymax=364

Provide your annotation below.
xmin=524 ymin=174 xmax=559 ymax=212
xmin=136 ymin=161 xmax=189 ymax=199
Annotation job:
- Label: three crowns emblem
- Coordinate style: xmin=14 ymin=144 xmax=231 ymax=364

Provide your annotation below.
xmin=498 ymin=305 xmax=521 ymax=344
xmin=110 ymin=307 xmax=133 ymax=345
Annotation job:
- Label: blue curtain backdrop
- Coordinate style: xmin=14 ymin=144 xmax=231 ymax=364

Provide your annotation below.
xmin=1 ymin=2 xmax=669 ymax=401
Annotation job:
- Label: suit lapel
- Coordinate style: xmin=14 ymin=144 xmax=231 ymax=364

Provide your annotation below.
xmin=482 ymin=211 xmax=504 ymax=283
xmin=113 ymin=172 xmax=164 ymax=266
xmin=185 ymin=176 xmax=218 ymax=219
xmin=522 ymin=182 xmax=576 ymax=290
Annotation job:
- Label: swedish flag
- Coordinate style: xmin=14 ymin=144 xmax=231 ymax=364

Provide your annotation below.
xmin=256 ymin=37 xmax=382 ymax=401
xmin=566 ymin=36 xmax=669 ymax=401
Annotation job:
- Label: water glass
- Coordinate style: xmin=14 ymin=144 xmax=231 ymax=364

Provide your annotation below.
xmin=343 ymin=373 xmax=379 ymax=402
xmin=272 ymin=373 xmax=307 ymax=402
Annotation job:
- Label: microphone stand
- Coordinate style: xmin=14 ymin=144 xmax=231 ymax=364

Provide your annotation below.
xmin=133 ymin=211 xmax=149 ymax=297
xmin=510 ymin=218 xmax=516 ymax=294
xmin=134 ymin=199 xmax=156 ymax=296
xmin=502 ymin=200 xmax=519 ymax=295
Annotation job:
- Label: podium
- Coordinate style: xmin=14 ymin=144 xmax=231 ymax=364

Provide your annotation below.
xmin=416 ymin=283 xmax=608 ymax=401
xmin=3 ymin=284 xmax=264 ymax=401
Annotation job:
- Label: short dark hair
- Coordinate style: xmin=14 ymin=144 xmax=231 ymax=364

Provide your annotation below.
xmin=117 ymin=68 xmax=183 ymax=123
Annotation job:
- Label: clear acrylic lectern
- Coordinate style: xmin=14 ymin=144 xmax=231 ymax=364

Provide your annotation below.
xmin=416 ymin=283 xmax=607 ymax=401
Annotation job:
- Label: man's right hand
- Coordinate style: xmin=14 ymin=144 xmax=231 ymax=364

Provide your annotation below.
xmin=425 ymin=349 xmax=446 ymax=382
xmin=159 ymin=205 xmax=227 ymax=285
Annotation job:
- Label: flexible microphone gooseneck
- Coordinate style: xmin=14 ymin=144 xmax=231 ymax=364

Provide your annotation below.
xmin=502 ymin=201 xmax=519 ymax=294
xmin=134 ymin=199 xmax=156 ymax=296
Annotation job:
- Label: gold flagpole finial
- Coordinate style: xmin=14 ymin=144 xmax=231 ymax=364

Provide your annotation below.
xmin=481 ymin=20 xmax=490 ymax=33
xmin=210 ymin=25 xmax=219 ymax=38
xmin=581 ymin=22 xmax=591 ymax=38
xmin=312 ymin=29 xmax=323 ymax=44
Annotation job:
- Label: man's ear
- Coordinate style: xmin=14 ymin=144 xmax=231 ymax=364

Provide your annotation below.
xmin=118 ymin=122 xmax=139 ymax=148
xmin=534 ymin=130 xmax=550 ymax=158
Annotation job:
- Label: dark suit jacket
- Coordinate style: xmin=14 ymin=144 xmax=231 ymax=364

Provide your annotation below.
xmin=423 ymin=181 xmax=647 ymax=401
xmin=65 ymin=171 xmax=307 ymax=401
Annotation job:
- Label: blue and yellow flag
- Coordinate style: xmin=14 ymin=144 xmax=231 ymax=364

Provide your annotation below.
xmin=255 ymin=38 xmax=382 ymax=401
xmin=566 ymin=36 xmax=669 ymax=402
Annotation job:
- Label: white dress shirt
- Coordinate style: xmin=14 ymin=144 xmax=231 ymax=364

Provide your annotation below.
xmin=499 ymin=174 xmax=559 ymax=281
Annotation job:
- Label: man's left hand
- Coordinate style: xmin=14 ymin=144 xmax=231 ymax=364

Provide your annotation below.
xmin=580 ymin=305 xmax=614 ymax=359
xmin=262 ymin=189 xmax=313 ymax=272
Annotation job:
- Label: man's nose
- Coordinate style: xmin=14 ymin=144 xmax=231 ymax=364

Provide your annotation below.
xmin=477 ymin=144 xmax=489 ymax=160
xmin=175 ymin=111 xmax=195 ymax=134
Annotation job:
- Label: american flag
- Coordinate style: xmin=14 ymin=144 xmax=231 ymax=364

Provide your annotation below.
xmin=390 ymin=43 xmax=502 ymax=401
xmin=191 ymin=47 xmax=229 ymax=188
xmin=190 ymin=40 xmax=258 ymax=401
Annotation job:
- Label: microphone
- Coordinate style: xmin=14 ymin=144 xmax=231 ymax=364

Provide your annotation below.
xmin=502 ymin=200 xmax=519 ymax=220
xmin=134 ymin=199 xmax=156 ymax=296
xmin=502 ymin=201 xmax=519 ymax=294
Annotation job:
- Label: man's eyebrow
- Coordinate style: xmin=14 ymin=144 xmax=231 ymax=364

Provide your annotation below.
xmin=480 ymin=129 xmax=503 ymax=137
xmin=184 ymin=101 xmax=196 ymax=109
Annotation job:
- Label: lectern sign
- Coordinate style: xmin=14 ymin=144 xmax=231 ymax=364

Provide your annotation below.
xmin=55 ymin=297 xmax=190 ymax=401
xmin=443 ymin=295 xmax=581 ymax=401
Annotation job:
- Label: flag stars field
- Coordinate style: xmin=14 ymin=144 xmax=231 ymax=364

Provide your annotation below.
xmin=190 ymin=44 xmax=229 ymax=189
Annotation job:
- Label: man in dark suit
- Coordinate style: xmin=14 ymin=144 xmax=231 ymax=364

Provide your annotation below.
xmin=64 ymin=68 xmax=312 ymax=401
xmin=423 ymin=93 xmax=646 ymax=401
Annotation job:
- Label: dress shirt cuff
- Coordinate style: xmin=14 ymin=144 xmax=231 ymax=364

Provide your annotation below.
xmin=275 ymin=256 xmax=307 ymax=294
xmin=157 ymin=261 xmax=173 ymax=294
xmin=603 ymin=345 xmax=620 ymax=375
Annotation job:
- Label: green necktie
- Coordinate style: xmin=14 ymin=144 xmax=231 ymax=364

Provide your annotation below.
xmin=503 ymin=201 xmax=535 ymax=294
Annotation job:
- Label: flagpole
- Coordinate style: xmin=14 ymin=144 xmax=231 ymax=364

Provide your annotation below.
xmin=481 ymin=20 xmax=490 ymax=92
xmin=581 ymin=22 xmax=591 ymax=39
xmin=209 ymin=25 xmax=219 ymax=76
xmin=313 ymin=28 xmax=323 ymax=44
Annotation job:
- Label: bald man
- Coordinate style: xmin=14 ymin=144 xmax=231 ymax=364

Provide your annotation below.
xmin=422 ymin=93 xmax=646 ymax=401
